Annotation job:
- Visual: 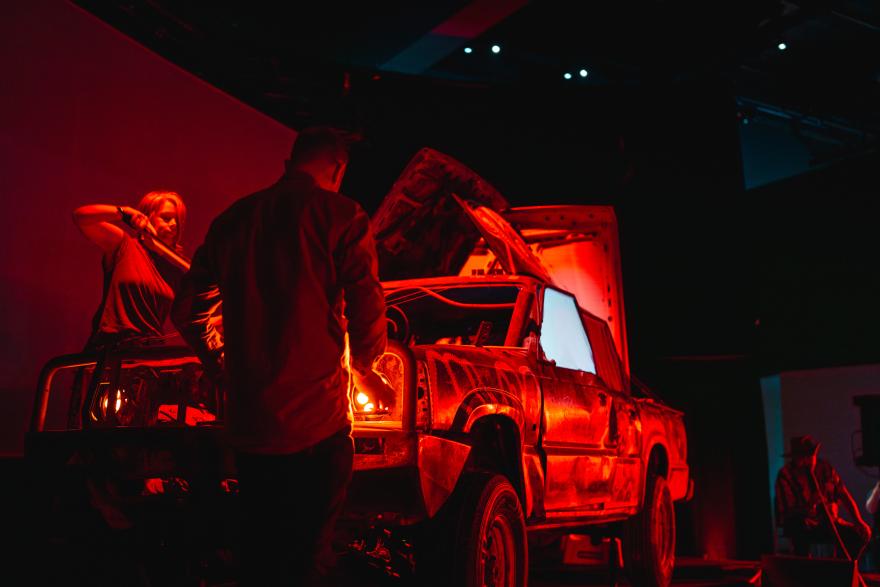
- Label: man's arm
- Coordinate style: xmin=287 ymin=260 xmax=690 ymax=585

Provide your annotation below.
xmin=336 ymin=205 xmax=387 ymax=375
xmin=171 ymin=241 xmax=224 ymax=377
xmin=839 ymin=483 xmax=872 ymax=539
xmin=823 ymin=464 xmax=872 ymax=540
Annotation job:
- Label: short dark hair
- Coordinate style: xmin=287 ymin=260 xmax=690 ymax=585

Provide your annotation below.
xmin=289 ymin=126 xmax=354 ymax=167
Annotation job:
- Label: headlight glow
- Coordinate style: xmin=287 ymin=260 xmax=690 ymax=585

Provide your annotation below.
xmin=351 ymin=351 xmax=405 ymax=426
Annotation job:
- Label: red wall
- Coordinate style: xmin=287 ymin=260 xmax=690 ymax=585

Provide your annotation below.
xmin=0 ymin=1 xmax=296 ymax=454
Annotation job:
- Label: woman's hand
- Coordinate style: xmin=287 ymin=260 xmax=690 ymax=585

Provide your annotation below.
xmin=119 ymin=206 xmax=157 ymax=236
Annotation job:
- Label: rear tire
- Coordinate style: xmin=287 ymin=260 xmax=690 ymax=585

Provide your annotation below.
xmin=623 ymin=474 xmax=675 ymax=587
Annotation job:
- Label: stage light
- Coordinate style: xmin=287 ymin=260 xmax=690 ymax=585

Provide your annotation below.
xmin=778 ymin=42 xmax=787 ymax=50
xmin=579 ymin=69 xmax=588 ymax=78
xmin=464 ymin=47 xmax=473 ymax=54
xmin=491 ymin=45 xmax=501 ymax=54
xmin=563 ymin=72 xmax=572 ymax=80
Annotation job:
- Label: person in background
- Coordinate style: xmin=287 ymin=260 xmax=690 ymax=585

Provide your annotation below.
xmin=173 ymin=126 xmax=392 ymax=586
xmin=775 ymin=435 xmax=872 ymax=560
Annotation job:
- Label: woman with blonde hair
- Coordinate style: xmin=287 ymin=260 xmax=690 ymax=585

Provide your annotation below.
xmin=71 ymin=191 xmax=200 ymax=561
xmin=74 ymin=190 xmax=188 ymax=347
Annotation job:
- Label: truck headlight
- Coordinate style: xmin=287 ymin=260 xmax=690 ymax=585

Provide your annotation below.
xmin=351 ymin=352 xmax=404 ymax=427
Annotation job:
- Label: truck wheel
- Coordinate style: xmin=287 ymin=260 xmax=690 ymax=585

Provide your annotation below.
xmin=623 ymin=474 xmax=675 ymax=587
xmin=421 ymin=473 xmax=527 ymax=587
xmin=455 ymin=473 xmax=527 ymax=587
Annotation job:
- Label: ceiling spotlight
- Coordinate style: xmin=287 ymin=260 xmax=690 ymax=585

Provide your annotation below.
xmin=579 ymin=69 xmax=588 ymax=78
xmin=463 ymin=47 xmax=473 ymax=54
xmin=563 ymin=72 xmax=572 ymax=80
xmin=491 ymin=45 xmax=501 ymax=54
xmin=777 ymin=42 xmax=787 ymax=50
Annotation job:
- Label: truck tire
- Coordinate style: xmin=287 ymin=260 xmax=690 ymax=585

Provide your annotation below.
xmin=422 ymin=473 xmax=527 ymax=587
xmin=623 ymin=474 xmax=675 ymax=587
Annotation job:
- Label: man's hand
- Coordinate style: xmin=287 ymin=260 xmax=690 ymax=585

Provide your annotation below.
xmin=352 ymin=368 xmax=396 ymax=411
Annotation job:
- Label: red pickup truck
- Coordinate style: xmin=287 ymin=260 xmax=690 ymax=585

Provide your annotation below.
xmin=27 ymin=148 xmax=690 ymax=587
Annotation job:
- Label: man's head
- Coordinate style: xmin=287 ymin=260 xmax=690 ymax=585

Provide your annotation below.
xmin=286 ymin=126 xmax=354 ymax=192
xmin=786 ymin=435 xmax=821 ymax=468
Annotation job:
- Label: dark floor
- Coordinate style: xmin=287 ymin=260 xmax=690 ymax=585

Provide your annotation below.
xmin=346 ymin=558 xmax=761 ymax=586
xmin=6 ymin=454 xmax=875 ymax=587
xmin=341 ymin=558 xmax=877 ymax=587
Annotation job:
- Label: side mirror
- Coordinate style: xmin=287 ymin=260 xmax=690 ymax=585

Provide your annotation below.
xmin=524 ymin=321 xmax=554 ymax=365
xmin=525 ymin=332 xmax=539 ymax=355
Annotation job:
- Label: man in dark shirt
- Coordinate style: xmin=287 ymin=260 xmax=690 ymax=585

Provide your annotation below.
xmin=172 ymin=126 xmax=389 ymax=585
xmin=775 ymin=435 xmax=871 ymax=559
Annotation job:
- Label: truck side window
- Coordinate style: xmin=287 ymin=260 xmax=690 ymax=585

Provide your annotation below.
xmin=540 ymin=288 xmax=596 ymax=373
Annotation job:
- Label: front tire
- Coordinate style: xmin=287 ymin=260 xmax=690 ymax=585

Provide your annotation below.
xmin=623 ymin=474 xmax=675 ymax=587
xmin=423 ymin=473 xmax=528 ymax=587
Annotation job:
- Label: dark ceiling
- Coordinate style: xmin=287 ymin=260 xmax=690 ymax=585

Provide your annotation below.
xmin=75 ymin=0 xmax=880 ymax=132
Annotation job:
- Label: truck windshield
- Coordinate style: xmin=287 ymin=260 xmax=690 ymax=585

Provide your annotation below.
xmin=384 ymin=285 xmax=520 ymax=347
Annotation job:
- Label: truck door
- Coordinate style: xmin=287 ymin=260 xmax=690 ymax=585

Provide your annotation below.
xmin=579 ymin=311 xmax=641 ymax=511
xmin=538 ymin=287 xmax=615 ymax=515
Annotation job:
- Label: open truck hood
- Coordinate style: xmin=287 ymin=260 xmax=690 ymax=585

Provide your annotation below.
xmin=371 ymin=147 xmax=548 ymax=282
xmin=463 ymin=205 xmax=629 ymax=374
xmin=372 ymin=148 xmax=626 ymax=373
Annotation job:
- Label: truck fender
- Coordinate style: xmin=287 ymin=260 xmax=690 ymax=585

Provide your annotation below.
xmin=453 ymin=387 xmax=525 ymax=435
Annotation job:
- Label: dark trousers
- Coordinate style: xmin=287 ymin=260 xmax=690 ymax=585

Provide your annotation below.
xmin=236 ymin=428 xmax=353 ymax=587
xmin=785 ymin=516 xmax=870 ymax=560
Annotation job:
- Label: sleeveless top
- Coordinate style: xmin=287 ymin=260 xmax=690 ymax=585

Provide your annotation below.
xmin=88 ymin=233 xmax=183 ymax=347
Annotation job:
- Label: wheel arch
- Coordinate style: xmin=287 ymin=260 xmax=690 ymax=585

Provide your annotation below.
xmin=465 ymin=414 xmax=527 ymax=511
xmin=641 ymin=441 xmax=669 ymax=507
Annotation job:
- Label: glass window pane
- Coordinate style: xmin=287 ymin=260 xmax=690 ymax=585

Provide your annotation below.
xmin=541 ymin=288 xmax=596 ymax=373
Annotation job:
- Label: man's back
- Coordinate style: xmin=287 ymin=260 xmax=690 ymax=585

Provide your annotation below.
xmin=173 ymin=127 xmax=387 ymax=585
xmin=179 ymin=171 xmax=386 ymax=453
